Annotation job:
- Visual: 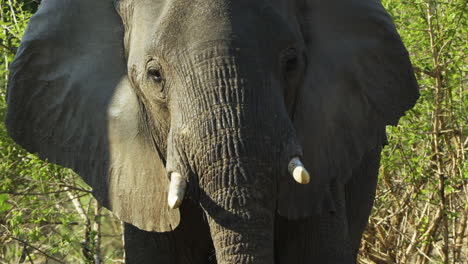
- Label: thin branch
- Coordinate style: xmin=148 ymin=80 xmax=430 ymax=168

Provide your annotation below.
xmin=3 ymin=233 xmax=66 ymax=264
xmin=65 ymin=188 xmax=88 ymax=223
xmin=0 ymin=189 xmax=91 ymax=196
xmin=0 ymin=41 xmax=16 ymax=54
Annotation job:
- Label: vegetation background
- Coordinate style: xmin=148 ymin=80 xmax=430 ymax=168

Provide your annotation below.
xmin=0 ymin=0 xmax=466 ymax=263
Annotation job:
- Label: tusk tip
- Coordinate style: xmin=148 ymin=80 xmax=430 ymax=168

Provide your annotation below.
xmin=288 ymin=157 xmax=311 ymax=184
xmin=293 ymin=166 xmax=310 ymax=184
xmin=168 ymin=195 xmax=183 ymax=209
xmin=167 ymin=172 xmax=187 ymax=209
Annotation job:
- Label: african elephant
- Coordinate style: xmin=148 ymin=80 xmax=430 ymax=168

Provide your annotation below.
xmin=5 ymin=0 xmax=419 ymax=263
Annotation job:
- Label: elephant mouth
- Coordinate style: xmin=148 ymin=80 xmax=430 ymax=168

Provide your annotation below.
xmin=166 ymin=155 xmax=310 ymax=209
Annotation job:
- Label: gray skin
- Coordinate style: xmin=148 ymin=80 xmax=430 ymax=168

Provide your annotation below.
xmin=5 ymin=0 xmax=419 ymax=263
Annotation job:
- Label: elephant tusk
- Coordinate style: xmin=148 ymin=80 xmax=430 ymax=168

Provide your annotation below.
xmin=167 ymin=172 xmax=187 ymax=209
xmin=288 ymin=157 xmax=310 ymax=184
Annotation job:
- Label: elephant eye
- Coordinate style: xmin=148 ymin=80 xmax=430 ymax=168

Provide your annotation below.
xmin=145 ymin=62 xmax=167 ymax=100
xmin=282 ymin=48 xmax=301 ymax=81
xmin=280 ymin=48 xmax=306 ymax=117
xmin=148 ymin=68 xmax=163 ymax=83
xmin=286 ymin=57 xmax=299 ymax=74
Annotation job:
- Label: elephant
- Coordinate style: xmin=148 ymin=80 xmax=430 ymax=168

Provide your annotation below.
xmin=5 ymin=0 xmax=419 ymax=263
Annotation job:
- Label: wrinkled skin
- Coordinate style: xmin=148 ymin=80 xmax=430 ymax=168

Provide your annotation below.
xmin=119 ymin=1 xmax=304 ymax=262
xmin=5 ymin=0 xmax=419 ymax=263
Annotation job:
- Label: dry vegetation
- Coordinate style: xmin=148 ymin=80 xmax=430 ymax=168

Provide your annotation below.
xmin=359 ymin=1 xmax=467 ymax=263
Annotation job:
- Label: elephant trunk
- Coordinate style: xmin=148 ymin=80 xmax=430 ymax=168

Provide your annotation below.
xmin=199 ymin=132 xmax=277 ymax=264
xmin=204 ymin=195 xmax=275 ymax=263
xmin=186 ymin=99 xmax=288 ymax=263
xmin=198 ymin=138 xmax=278 ymax=263
xmin=166 ymin=46 xmax=301 ymax=263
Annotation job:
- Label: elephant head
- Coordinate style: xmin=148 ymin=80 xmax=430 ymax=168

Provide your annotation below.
xmin=6 ymin=0 xmax=418 ymax=262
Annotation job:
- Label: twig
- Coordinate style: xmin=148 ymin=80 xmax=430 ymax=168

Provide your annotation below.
xmin=3 ymin=234 xmax=66 ymax=264
xmin=1 ymin=189 xmax=91 ymax=196
xmin=0 ymin=41 xmax=16 ymax=54
xmin=94 ymin=202 xmax=102 ymax=264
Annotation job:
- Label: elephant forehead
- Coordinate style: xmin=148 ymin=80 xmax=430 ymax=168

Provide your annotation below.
xmin=127 ymin=0 xmax=297 ymax=58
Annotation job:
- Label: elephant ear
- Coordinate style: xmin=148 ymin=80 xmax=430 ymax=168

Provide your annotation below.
xmin=5 ymin=0 xmax=179 ymax=231
xmin=278 ymin=0 xmax=419 ymax=218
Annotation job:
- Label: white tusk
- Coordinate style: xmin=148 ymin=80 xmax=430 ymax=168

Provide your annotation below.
xmin=288 ymin=157 xmax=311 ymax=184
xmin=167 ymin=172 xmax=187 ymax=209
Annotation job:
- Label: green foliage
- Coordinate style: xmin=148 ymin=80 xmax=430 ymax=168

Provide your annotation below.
xmin=0 ymin=1 xmax=123 ymax=263
xmin=360 ymin=1 xmax=467 ymax=263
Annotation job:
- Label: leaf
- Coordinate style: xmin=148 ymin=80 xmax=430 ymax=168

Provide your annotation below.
xmin=0 ymin=193 xmax=13 ymax=213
